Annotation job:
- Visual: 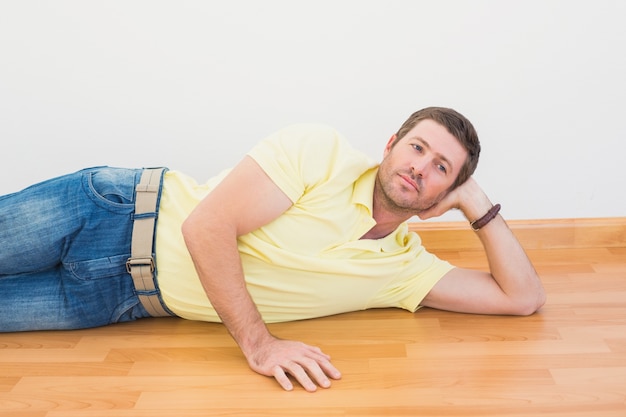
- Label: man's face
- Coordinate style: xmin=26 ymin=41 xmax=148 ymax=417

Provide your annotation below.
xmin=376 ymin=119 xmax=468 ymax=214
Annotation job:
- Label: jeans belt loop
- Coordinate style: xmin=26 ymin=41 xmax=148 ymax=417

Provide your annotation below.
xmin=126 ymin=168 xmax=172 ymax=317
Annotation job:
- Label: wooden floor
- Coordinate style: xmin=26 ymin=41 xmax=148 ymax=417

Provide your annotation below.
xmin=1 ymin=224 xmax=625 ymax=416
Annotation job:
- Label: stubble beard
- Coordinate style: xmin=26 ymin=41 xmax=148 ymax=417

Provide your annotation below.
xmin=375 ymin=169 xmax=445 ymax=217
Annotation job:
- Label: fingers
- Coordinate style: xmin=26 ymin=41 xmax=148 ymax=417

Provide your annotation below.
xmin=274 ymin=362 xmax=320 ymax=392
xmin=274 ymin=348 xmax=342 ymax=392
xmin=249 ymin=340 xmax=341 ymax=392
xmin=273 ymin=366 xmax=294 ymax=391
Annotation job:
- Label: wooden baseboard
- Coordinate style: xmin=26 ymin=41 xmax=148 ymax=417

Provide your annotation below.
xmin=410 ymin=217 xmax=626 ymax=251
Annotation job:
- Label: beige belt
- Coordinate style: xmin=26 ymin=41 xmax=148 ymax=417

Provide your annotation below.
xmin=126 ymin=168 xmax=172 ymax=317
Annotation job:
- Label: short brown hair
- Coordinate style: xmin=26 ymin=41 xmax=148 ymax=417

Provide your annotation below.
xmin=392 ymin=107 xmax=481 ymax=189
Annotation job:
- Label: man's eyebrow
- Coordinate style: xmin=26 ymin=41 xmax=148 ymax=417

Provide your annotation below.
xmin=415 ymin=137 xmax=455 ymax=172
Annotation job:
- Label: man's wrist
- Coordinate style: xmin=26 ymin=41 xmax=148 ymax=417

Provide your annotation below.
xmin=470 ymin=203 xmax=501 ymax=231
xmin=238 ymin=324 xmax=275 ymax=356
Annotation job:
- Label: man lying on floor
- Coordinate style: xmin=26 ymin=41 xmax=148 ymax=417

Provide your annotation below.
xmin=0 ymin=106 xmax=545 ymax=392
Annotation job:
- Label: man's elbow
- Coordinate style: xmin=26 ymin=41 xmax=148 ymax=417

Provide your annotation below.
xmin=181 ymin=212 xmax=237 ymax=254
xmin=511 ymin=281 xmax=547 ymax=316
xmin=181 ymin=217 xmax=196 ymax=246
xmin=181 ymin=214 xmax=209 ymax=252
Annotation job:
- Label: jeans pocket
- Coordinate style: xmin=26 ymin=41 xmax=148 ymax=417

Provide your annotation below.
xmin=66 ymin=254 xmax=129 ymax=281
xmin=83 ymin=167 xmax=138 ymax=211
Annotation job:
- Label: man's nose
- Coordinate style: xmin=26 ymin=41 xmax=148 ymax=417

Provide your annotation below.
xmin=411 ymin=158 xmax=429 ymax=178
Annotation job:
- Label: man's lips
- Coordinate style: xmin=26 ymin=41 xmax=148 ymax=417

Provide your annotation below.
xmin=398 ymin=174 xmax=419 ymax=191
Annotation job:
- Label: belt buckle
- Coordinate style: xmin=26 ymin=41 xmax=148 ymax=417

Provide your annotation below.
xmin=126 ymin=257 xmax=155 ymax=274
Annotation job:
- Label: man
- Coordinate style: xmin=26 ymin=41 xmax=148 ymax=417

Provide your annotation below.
xmin=0 ymin=107 xmax=545 ymax=392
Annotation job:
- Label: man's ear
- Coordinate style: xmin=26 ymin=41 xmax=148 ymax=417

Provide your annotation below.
xmin=383 ymin=134 xmax=397 ymax=157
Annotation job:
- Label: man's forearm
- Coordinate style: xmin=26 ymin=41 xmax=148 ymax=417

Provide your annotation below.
xmin=460 ymin=184 xmax=545 ymax=314
xmin=474 ymin=213 xmax=545 ymax=314
xmin=182 ymin=220 xmax=273 ymax=356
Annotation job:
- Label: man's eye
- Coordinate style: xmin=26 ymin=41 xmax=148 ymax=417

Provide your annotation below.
xmin=412 ymin=144 xmax=423 ymax=152
xmin=437 ymin=164 xmax=447 ymax=174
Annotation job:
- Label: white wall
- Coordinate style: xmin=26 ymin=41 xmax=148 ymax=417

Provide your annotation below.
xmin=1 ymin=0 xmax=625 ymax=221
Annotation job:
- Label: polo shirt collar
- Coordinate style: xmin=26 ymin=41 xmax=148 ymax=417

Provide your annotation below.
xmin=352 ymin=167 xmax=378 ymax=215
xmin=349 ymin=167 xmax=409 ymax=252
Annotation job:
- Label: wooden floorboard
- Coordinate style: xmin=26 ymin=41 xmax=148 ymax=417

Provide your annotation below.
xmin=1 ymin=220 xmax=625 ymax=416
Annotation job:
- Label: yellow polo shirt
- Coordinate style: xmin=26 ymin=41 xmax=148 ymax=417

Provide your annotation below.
xmin=155 ymin=124 xmax=453 ymax=323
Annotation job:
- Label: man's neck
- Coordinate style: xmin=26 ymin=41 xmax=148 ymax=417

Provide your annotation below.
xmin=361 ymin=179 xmax=413 ymax=240
xmin=360 ymin=222 xmax=401 ymax=240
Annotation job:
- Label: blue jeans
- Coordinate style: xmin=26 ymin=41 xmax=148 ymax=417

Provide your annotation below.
xmin=0 ymin=167 xmax=173 ymax=332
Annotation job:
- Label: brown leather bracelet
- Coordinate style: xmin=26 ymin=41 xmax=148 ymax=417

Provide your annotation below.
xmin=470 ymin=203 xmax=501 ymax=231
